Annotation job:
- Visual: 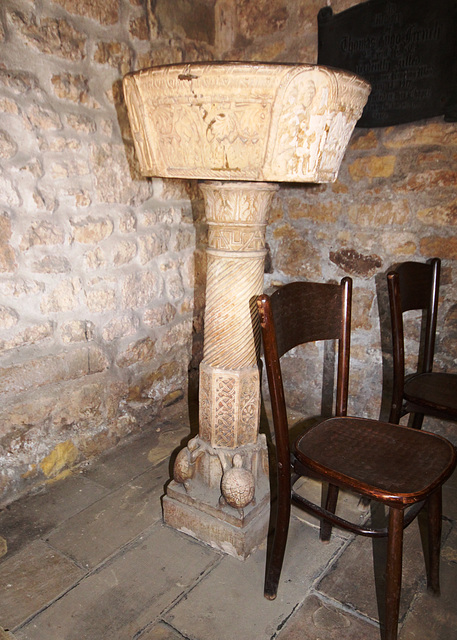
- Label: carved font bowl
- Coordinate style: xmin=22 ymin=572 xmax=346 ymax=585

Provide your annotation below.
xmin=123 ymin=62 xmax=370 ymax=183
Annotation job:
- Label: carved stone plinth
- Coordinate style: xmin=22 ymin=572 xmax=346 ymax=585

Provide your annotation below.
xmin=123 ymin=62 xmax=370 ymax=558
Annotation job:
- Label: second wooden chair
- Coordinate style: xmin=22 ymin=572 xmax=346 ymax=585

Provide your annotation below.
xmin=387 ymin=257 xmax=457 ymax=428
xmin=257 ymin=278 xmax=456 ymax=640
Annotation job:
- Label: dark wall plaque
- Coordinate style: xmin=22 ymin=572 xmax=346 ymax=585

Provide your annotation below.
xmin=318 ymin=0 xmax=457 ymax=127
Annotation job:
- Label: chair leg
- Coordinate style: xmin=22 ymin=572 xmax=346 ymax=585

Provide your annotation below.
xmin=320 ymin=483 xmax=339 ymax=542
xmin=389 ymin=406 xmax=400 ymax=425
xmin=264 ymin=493 xmax=291 ymax=600
xmin=411 ymin=412 xmax=424 ymax=430
xmin=385 ymin=508 xmax=404 ymax=640
xmin=427 ymin=488 xmax=442 ymax=595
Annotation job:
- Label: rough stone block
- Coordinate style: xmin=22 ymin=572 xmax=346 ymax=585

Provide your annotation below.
xmin=348 ymin=200 xmax=409 ymax=226
xmin=116 ymin=336 xmax=157 ymax=367
xmin=420 ymin=236 xmax=457 ymax=260
xmin=384 ymin=122 xmax=457 ymax=148
xmin=20 ymin=221 xmax=65 ymax=250
xmin=0 ymin=305 xmax=18 ymax=329
xmin=51 ymin=0 xmax=119 ymax=25
xmin=0 ymin=346 xmax=108 ymax=397
xmin=94 ymin=41 xmax=133 ymax=75
xmin=349 ymin=155 xmax=396 ymax=181
xmin=273 ymin=224 xmax=321 ymax=279
xmin=417 ymin=198 xmax=457 ymax=226
xmin=329 ymin=248 xmax=382 ymax=278
xmin=40 ymin=278 xmax=81 ymax=313
xmin=0 ymin=129 xmax=17 ymax=158
xmin=156 ymin=0 xmax=215 ymax=44
xmin=113 ymin=239 xmax=137 ymax=265
xmin=85 ymin=288 xmax=116 ymax=312
xmin=70 ymin=216 xmax=114 ymax=243
xmin=8 ymin=12 xmax=87 ymax=60
xmin=0 ymin=322 xmax=53 ymax=353
xmin=122 ymin=271 xmax=163 ymax=309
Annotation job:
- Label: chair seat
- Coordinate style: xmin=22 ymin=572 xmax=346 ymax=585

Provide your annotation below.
xmin=404 ymin=372 xmax=457 ymax=418
xmin=295 ymin=416 xmax=456 ymax=506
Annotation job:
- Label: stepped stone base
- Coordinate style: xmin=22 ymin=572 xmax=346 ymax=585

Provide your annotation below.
xmin=163 ymin=476 xmax=270 ymax=559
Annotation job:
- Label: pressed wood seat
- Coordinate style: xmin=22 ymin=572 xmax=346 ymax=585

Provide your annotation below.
xmin=296 ymin=417 xmax=454 ymax=504
xmin=388 ymin=257 xmax=457 ymax=427
xmin=257 ymin=278 xmax=456 ymax=640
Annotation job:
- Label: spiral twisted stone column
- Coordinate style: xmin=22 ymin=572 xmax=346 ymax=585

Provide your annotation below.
xmin=199 ymin=182 xmax=278 ymax=448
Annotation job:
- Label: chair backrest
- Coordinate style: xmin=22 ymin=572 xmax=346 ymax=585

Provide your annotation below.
xmin=387 ymin=258 xmax=441 ymax=377
xmin=257 ymin=278 xmax=352 ymax=474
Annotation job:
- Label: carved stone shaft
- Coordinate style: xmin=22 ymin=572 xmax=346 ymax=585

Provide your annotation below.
xmin=198 ymin=182 xmax=278 ymax=448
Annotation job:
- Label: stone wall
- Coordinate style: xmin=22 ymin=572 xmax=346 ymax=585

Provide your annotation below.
xmin=220 ymin=0 xmax=457 ymax=429
xmin=0 ymin=0 xmax=217 ymax=505
xmin=1 ymin=0 xmax=456 ymax=505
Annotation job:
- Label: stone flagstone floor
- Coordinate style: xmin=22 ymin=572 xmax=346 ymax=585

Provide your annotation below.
xmin=0 ymin=405 xmax=456 ymax=640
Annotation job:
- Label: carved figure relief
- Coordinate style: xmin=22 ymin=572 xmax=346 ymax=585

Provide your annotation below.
xmin=173 ymin=436 xmax=204 ymax=491
xmin=220 ymin=453 xmax=256 ymax=515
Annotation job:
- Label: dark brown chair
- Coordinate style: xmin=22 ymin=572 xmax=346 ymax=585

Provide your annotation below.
xmin=387 ymin=257 xmax=457 ymax=428
xmin=257 ymin=278 xmax=456 ymax=640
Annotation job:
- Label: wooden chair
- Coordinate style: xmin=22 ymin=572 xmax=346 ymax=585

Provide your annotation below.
xmin=387 ymin=257 xmax=457 ymax=428
xmin=257 ymin=278 xmax=456 ymax=640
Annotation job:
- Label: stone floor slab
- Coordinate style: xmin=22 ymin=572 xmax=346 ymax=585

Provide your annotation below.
xmin=316 ymin=512 xmax=446 ymax=624
xmin=0 ymin=540 xmax=84 ymax=630
xmin=137 ymin=622 xmax=187 ymax=640
xmin=15 ymin=523 xmax=219 ymax=640
xmin=399 ymin=533 xmax=457 ymax=640
xmin=46 ymin=461 xmax=170 ymax=569
xmin=0 ymin=475 xmax=109 ymax=563
xmin=164 ymin=515 xmax=344 ymax=640
xmin=292 ymin=476 xmax=369 ymax=538
xmin=276 ymin=594 xmax=380 ymax=640
xmin=83 ymin=426 xmax=190 ymax=490
xmin=146 ymin=427 xmax=192 ymax=468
